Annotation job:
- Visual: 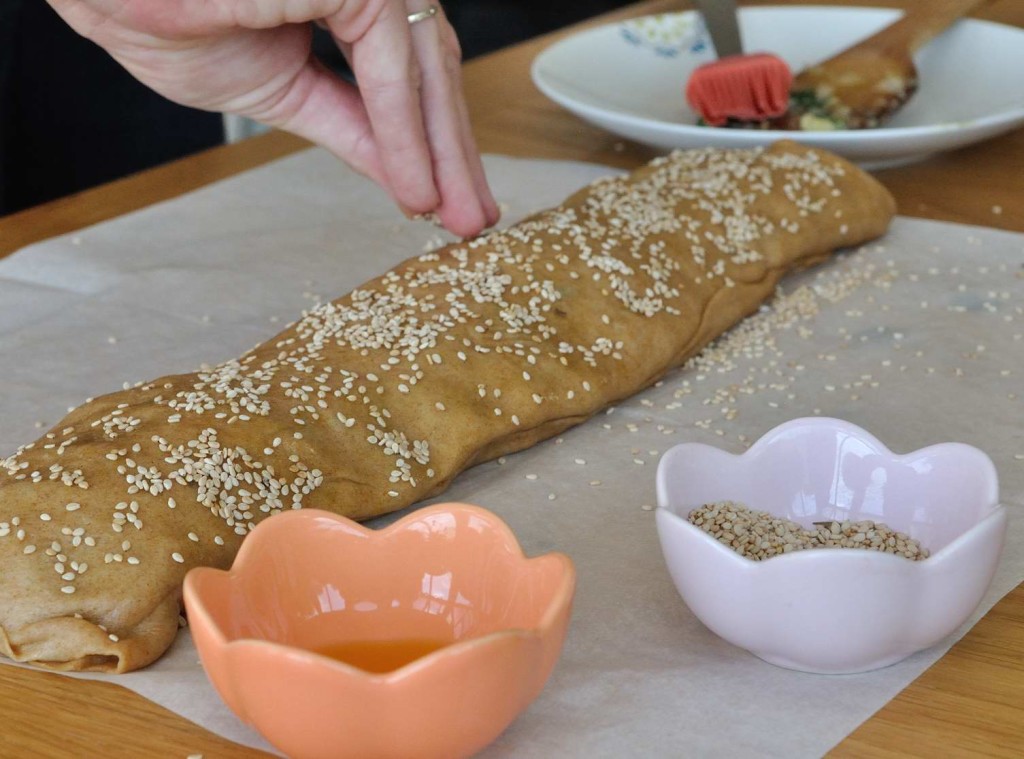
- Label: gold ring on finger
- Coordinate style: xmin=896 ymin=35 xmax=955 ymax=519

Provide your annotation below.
xmin=407 ymin=5 xmax=439 ymax=25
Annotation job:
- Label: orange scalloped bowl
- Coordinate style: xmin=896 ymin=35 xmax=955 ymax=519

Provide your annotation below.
xmin=182 ymin=503 xmax=575 ymax=759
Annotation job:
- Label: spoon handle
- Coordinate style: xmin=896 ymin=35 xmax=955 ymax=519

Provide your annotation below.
xmin=841 ymin=0 xmax=990 ymax=57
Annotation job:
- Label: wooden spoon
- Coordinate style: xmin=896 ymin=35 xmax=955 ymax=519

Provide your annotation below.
xmin=787 ymin=0 xmax=989 ymax=130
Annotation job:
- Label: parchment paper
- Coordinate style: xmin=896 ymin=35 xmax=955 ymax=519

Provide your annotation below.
xmin=1 ymin=150 xmax=1021 ymax=758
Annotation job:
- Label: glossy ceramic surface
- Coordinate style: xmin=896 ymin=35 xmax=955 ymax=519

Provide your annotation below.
xmin=656 ymin=417 xmax=1006 ymax=674
xmin=183 ymin=504 xmax=575 ymax=759
xmin=532 ymin=7 xmax=1024 ymax=168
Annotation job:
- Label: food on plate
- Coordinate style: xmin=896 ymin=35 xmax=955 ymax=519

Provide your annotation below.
xmin=0 ymin=140 xmax=895 ymax=672
xmin=701 ymin=0 xmax=984 ymax=130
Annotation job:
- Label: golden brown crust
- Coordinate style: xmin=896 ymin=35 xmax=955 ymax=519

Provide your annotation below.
xmin=0 ymin=142 xmax=895 ymax=672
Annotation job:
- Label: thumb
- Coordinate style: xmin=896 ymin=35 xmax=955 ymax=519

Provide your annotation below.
xmin=260 ymin=56 xmax=388 ymax=189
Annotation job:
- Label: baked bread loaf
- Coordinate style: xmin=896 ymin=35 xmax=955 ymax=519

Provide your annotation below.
xmin=0 ymin=141 xmax=895 ymax=672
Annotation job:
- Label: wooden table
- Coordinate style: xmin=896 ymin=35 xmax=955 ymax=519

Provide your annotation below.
xmin=1 ymin=1 xmax=1021 ymax=756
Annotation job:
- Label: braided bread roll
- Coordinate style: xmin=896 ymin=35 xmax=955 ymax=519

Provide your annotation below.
xmin=0 ymin=142 xmax=895 ymax=672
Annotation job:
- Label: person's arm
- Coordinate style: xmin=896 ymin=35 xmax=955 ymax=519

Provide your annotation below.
xmin=46 ymin=0 xmax=499 ymax=237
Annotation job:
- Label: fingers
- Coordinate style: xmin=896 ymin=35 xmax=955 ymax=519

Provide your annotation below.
xmin=337 ymin=2 xmax=441 ymax=217
xmin=325 ymin=1 xmax=498 ymax=237
xmin=442 ymin=28 xmax=501 ymax=228
xmin=406 ymin=5 xmax=500 ymax=236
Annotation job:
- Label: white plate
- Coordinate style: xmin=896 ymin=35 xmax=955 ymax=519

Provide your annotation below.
xmin=531 ymin=6 xmax=1024 ymax=168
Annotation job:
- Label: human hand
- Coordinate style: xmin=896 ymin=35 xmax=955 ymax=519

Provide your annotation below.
xmin=46 ymin=0 xmax=500 ymax=237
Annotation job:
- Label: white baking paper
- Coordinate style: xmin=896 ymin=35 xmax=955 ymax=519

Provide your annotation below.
xmin=1 ymin=150 xmax=1021 ymax=758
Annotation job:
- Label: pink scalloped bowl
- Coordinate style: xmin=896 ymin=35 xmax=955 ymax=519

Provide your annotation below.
xmin=183 ymin=504 xmax=575 ymax=759
xmin=656 ymin=417 xmax=1006 ymax=674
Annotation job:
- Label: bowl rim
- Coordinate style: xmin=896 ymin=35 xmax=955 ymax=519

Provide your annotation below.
xmin=655 ymin=416 xmax=1003 ymax=567
xmin=183 ymin=502 xmax=576 ymax=682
